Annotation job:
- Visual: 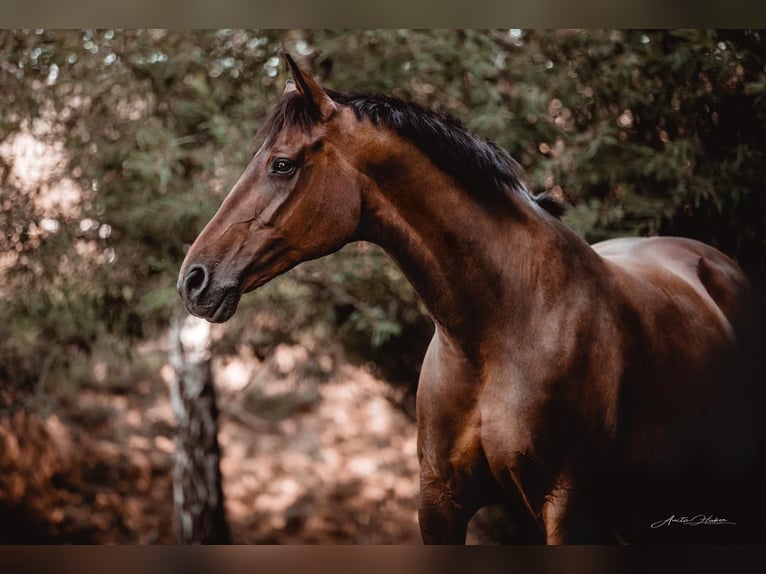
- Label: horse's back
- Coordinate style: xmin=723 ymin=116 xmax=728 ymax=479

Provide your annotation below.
xmin=593 ymin=235 xmax=759 ymax=445
xmin=589 ymin=236 xmax=764 ymax=541
xmin=594 ymin=236 xmax=754 ymax=342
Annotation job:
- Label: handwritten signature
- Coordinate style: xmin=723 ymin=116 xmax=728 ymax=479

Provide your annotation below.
xmin=650 ymin=514 xmax=737 ymax=529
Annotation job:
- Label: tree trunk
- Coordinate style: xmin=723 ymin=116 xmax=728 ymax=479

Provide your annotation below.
xmin=168 ymin=312 xmax=230 ymax=544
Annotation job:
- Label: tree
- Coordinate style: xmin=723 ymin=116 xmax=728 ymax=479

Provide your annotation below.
xmin=169 ymin=311 xmax=229 ymax=543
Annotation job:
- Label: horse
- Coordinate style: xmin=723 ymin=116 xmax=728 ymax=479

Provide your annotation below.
xmin=178 ymin=55 xmax=764 ymax=544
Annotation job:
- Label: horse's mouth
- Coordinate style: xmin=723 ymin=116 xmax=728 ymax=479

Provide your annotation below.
xmin=185 ymin=285 xmax=240 ymax=323
xmin=209 ymin=291 xmax=240 ymax=323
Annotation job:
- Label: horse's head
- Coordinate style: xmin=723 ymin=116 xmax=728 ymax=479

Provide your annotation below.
xmin=178 ymin=55 xmax=364 ymax=322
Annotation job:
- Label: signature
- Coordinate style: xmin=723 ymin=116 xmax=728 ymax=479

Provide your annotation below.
xmin=650 ymin=514 xmax=737 ymax=529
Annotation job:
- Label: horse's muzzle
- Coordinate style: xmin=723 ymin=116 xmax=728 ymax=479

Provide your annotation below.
xmin=178 ymin=263 xmax=240 ymax=323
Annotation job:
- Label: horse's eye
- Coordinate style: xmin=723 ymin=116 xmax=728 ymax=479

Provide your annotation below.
xmin=271 ymin=157 xmax=296 ymax=176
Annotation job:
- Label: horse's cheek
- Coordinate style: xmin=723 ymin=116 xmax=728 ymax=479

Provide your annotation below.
xmin=317 ymin=167 xmax=362 ymax=244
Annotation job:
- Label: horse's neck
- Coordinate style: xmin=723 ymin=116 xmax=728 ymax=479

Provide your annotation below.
xmin=357 ymin=148 xmax=600 ymax=360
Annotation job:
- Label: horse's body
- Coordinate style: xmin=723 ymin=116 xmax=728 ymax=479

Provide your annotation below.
xmin=178 ymin=56 xmax=764 ymax=543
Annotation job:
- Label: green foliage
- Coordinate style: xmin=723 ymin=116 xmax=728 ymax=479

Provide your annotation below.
xmin=1 ymin=30 xmax=765 ymax=395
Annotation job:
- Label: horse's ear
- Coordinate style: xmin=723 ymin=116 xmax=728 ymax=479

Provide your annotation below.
xmin=285 ymin=53 xmax=336 ymax=121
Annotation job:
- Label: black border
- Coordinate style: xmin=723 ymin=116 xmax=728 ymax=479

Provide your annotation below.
xmin=2 ymin=545 xmax=766 ymax=574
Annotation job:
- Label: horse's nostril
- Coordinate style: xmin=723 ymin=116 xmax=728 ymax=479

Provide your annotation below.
xmin=183 ymin=264 xmax=209 ymax=299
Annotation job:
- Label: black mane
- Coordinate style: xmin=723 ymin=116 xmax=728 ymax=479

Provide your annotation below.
xmin=256 ymin=90 xmax=567 ymax=218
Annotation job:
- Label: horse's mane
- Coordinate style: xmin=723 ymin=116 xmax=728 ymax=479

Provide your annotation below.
xmin=256 ymin=90 xmax=567 ymax=218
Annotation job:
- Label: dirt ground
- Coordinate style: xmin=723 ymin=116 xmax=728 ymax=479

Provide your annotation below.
xmin=0 ymin=336 xmax=501 ymax=544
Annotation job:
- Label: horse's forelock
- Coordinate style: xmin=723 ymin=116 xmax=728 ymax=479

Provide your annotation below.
xmin=254 ymin=92 xmax=317 ymax=150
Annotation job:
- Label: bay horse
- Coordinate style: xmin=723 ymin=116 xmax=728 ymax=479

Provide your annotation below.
xmin=178 ymin=55 xmax=764 ymax=543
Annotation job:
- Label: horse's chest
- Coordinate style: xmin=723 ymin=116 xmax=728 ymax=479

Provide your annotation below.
xmin=475 ymin=373 xmax=603 ymax=507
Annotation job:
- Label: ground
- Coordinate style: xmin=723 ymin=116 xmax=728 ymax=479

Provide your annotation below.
xmin=0 ymin=335 xmax=501 ymax=544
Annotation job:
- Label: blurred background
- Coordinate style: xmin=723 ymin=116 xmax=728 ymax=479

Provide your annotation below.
xmin=0 ymin=29 xmax=764 ymax=544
